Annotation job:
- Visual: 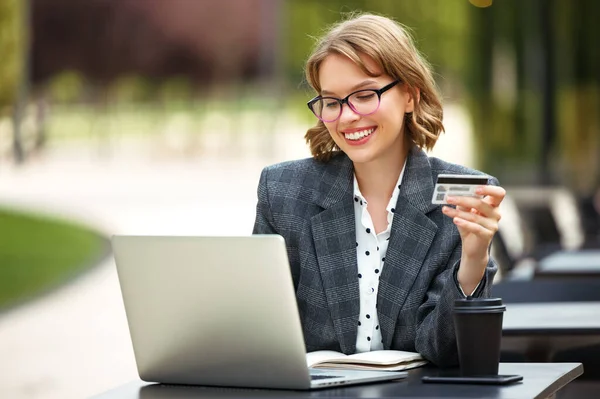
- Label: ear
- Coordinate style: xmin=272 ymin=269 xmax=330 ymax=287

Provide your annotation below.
xmin=405 ymin=87 xmax=420 ymax=113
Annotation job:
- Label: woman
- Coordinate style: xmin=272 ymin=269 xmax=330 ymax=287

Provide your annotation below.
xmin=252 ymin=13 xmax=505 ymax=367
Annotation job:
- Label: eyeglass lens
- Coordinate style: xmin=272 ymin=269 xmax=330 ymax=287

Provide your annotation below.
xmin=313 ymin=90 xmax=380 ymax=122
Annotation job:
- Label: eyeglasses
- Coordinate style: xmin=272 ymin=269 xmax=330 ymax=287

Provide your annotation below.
xmin=307 ymin=80 xmax=400 ymax=123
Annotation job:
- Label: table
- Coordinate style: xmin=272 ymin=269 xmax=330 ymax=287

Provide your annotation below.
xmin=535 ymin=250 xmax=600 ymax=279
xmin=491 ymin=279 xmax=600 ymax=303
xmin=91 ymin=362 xmax=582 ymax=399
xmin=502 ymin=302 xmax=600 ymax=361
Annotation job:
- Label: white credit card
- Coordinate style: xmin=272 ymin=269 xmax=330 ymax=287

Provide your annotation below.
xmin=432 ymin=174 xmax=490 ymax=205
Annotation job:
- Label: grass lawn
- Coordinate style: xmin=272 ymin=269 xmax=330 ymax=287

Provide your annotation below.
xmin=0 ymin=207 xmax=107 ymax=311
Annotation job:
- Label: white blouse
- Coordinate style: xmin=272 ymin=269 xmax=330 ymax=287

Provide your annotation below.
xmin=353 ymin=166 xmax=406 ymax=353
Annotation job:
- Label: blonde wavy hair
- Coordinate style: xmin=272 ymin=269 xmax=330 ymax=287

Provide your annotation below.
xmin=304 ymin=13 xmax=444 ymax=162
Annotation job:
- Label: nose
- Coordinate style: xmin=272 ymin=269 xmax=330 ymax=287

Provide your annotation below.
xmin=338 ymin=102 xmax=360 ymax=124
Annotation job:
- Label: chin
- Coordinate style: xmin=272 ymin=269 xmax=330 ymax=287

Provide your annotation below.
xmin=341 ymin=148 xmax=378 ymax=165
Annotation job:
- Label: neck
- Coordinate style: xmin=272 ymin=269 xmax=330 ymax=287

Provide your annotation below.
xmin=354 ymin=145 xmax=410 ymax=201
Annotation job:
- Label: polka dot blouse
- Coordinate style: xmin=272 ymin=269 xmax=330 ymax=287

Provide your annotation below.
xmin=353 ymin=166 xmax=405 ymax=353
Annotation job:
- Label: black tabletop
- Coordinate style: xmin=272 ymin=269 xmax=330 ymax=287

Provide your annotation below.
xmin=92 ymin=362 xmax=582 ymax=399
xmin=501 ymin=302 xmax=600 ymax=361
xmin=535 ymin=249 xmax=600 ymax=279
xmin=503 ymin=302 xmax=600 ymax=334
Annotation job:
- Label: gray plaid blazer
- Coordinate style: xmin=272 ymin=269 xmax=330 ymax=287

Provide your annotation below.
xmin=252 ymin=146 xmax=498 ymax=367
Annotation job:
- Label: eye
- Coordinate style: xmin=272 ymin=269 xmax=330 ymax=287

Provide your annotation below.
xmin=324 ymin=100 xmax=339 ymax=108
xmin=354 ymin=92 xmax=376 ymax=101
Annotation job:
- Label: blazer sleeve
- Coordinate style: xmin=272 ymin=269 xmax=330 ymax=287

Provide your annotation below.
xmin=252 ymin=167 xmax=278 ymax=235
xmin=413 ymin=177 xmax=500 ymax=367
xmin=414 ymin=251 xmax=497 ymax=367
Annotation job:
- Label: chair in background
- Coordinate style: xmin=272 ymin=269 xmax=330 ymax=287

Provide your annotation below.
xmin=577 ymin=191 xmax=600 ymax=249
xmin=491 ymin=194 xmax=531 ymax=279
xmin=507 ymin=186 xmax=585 ymax=258
xmin=533 ymin=249 xmax=600 ymax=280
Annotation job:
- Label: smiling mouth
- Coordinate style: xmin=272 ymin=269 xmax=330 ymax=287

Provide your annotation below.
xmin=343 ymin=127 xmax=375 ymax=141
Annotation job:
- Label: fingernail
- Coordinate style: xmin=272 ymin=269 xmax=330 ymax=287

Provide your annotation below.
xmin=446 ymin=196 xmax=455 ymax=203
xmin=476 ymin=187 xmax=484 ymax=194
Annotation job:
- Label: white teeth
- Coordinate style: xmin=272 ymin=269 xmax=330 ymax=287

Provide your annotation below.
xmin=344 ymin=128 xmax=375 ymax=141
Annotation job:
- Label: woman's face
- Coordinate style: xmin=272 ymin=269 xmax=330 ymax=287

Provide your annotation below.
xmin=318 ymin=53 xmax=414 ymax=166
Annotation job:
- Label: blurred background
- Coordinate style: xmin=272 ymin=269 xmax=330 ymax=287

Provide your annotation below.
xmin=0 ymin=0 xmax=599 ymax=398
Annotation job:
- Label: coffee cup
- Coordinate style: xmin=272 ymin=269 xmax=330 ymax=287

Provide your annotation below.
xmin=453 ymin=297 xmax=506 ymax=376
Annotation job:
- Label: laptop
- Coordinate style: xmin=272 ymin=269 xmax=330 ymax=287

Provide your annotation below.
xmin=111 ymin=235 xmax=408 ymax=390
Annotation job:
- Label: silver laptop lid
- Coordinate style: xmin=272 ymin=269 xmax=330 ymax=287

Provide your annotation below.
xmin=112 ymin=235 xmax=312 ymax=389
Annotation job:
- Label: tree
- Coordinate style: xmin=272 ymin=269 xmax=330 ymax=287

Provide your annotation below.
xmin=0 ymin=0 xmax=27 ymax=163
xmin=0 ymin=0 xmax=22 ymax=108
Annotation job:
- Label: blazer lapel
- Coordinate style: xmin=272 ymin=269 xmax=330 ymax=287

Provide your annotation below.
xmin=310 ymin=153 xmax=360 ymax=354
xmin=378 ymin=147 xmax=439 ymax=348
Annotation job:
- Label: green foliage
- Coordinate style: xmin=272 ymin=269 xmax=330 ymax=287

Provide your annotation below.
xmin=0 ymin=207 xmax=106 ymax=310
xmin=108 ymin=74 xmax=156 ymax=103
xmin=283 ymin=0 xmax=470 ymax=89
xmin=159 ymin=76 xmax=194 ymax=104
xmin=46 ymin=70 xmax=86 ymax=103
xmin=556 ymin=85 xmax=600 ymax=192
xmin=0 ymin=0 xmax=23 ymax=108
xmin=466 ymin=0 xmax=600 ymax=192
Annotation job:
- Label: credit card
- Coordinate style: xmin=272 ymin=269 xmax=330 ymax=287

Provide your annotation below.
xmin=432 ymin=174 xmax=490 ymax=205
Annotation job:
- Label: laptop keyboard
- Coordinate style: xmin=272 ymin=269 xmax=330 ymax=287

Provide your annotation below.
xmin=311 ymin=374 xmax=342 ymax=380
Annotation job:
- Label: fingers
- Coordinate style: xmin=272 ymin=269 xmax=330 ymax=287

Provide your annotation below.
xmin=442 ymin=205 xmax=499 ymax=232
xmin=445 ymin=185 xmax=506 ymax=216
xmin=441 ymin=185 xmax=506 ymax=235
xmin=445 ymin=196 xmax=495 ymax=218
xmin=476 ymin=185 xmax=506 ymax=208
xmin=448 ymin=212 xmax=497 ymax=239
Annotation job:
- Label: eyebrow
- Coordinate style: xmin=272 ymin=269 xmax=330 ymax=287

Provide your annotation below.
xmin=320 ymin=80 xmax=379 ymax=96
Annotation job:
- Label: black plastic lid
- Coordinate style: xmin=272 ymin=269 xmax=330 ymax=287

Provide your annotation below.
xmin=454 ymin=297 xmax=505 ymax=312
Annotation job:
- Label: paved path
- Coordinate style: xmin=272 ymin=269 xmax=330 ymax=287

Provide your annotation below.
xmin=0 ymin=106 xmax=473 ymax=398
xmin=0 ymin=145 xmax=306 ymax=399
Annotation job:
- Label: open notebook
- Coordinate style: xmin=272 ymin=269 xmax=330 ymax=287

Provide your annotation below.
xmin=308 ymin=350 xmax=428 ymax=372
